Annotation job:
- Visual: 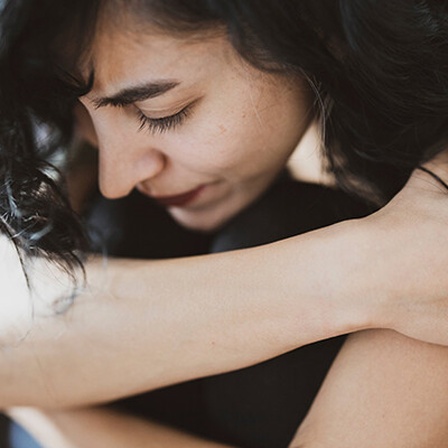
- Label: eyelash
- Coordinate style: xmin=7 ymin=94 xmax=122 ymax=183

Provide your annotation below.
xmin=136 ymin=105 xmax=191 ymax=135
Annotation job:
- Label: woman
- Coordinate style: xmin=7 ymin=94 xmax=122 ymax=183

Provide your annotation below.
xmin=2 ymin=0 xmax=448 ymax=446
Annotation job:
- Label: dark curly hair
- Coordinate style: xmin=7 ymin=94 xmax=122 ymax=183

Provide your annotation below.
xmin=1 ymin=0 xmax=448 ymax=270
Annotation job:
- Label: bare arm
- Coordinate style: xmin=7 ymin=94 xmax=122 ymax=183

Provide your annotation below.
xmin=14 ymin=333 xmax=448 ymax=448
xmin=0 ymin=221 xmax=371 ymax=408
xmin=9 ymin=406 xmax=233 ymax=448
xmin=9 ymin=321 xmax=448 ymax=447
xmin=2 ymin=161 xmax=448 ymax=409
xmin=290 ymin=330 xmax=448 ymax=447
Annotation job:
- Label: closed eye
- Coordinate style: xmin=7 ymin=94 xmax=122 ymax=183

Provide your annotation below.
xmin=136 ymin=104 xmax=192 ymax=135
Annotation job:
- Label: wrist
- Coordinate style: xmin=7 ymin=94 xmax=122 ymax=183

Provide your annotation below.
xmin=275 ymin=219 xmax=378 ymax=345
xmin=314 ymin=219 xmax=381 ymax=335
xmin=342 ymin=216 xmax=395 ymax=332
xmin=355 ymin=167 xmax=448 ymax=342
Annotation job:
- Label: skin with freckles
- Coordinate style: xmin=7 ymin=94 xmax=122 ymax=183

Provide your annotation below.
xmin=77 ymin=24 xmax=312 ymax=231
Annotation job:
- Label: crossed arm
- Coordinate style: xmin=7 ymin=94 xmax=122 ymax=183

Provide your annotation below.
xmin=10 ymin=331 xmax=448 ymax=448
xmin=1 ymin=220 xmax=369 ymax=408
xmin=4 ymin=164 xmax=448 ymax=445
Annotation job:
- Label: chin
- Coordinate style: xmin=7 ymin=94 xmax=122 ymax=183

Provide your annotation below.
xmin=168 ymin=208 xmax=236 ymax=233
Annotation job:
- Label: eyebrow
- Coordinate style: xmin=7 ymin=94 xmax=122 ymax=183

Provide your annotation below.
xmin=91 ymin=80 xmax=180 ymax=108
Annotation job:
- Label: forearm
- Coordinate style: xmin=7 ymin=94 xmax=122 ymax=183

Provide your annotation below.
xmin=0 ymin=220 xmax=372 ymax=408
xmin=5 ymin=160 xmax=448 ymax=409
xmin=8 ymin=406 xmax=233 ymax=448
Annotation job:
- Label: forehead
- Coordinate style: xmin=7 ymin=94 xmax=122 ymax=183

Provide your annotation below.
xmin=87 ymin=15 xmax=233 ymax=96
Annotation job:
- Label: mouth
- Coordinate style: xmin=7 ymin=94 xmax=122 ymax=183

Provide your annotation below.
xmin=151 ymin=185 xmax=205 ymax=207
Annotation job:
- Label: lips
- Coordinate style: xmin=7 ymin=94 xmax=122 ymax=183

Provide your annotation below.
xmin=151 ymin=185 xmax=205 ymax=207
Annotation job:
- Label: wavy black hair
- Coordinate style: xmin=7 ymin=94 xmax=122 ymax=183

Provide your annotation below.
xmin=1 ymin=0 xmax=448 ymax=270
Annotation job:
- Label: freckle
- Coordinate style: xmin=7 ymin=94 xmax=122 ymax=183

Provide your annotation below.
xmin=219 ymin=125 xmax=227 ymax=134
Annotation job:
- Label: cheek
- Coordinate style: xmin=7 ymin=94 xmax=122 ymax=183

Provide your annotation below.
xmin=166 ymin=116 xmax=250 ymax=174
xmin=164 ymin=84 xmax=304 ymax=179
xmin=169 ymin=139 xmax=239 ymax=177
xmin=204 ymin=131 xmax=259 ymax=177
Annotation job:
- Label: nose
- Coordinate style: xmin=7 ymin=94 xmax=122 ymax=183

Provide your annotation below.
xmin=98 ymin=138 xmax=165 ymax=199
xmin=84 ymin=107 xmax=166 ymax=199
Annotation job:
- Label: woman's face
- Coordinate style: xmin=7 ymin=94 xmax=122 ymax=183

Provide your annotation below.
xmin=78 ymin=22 xmax=311 ymax=231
